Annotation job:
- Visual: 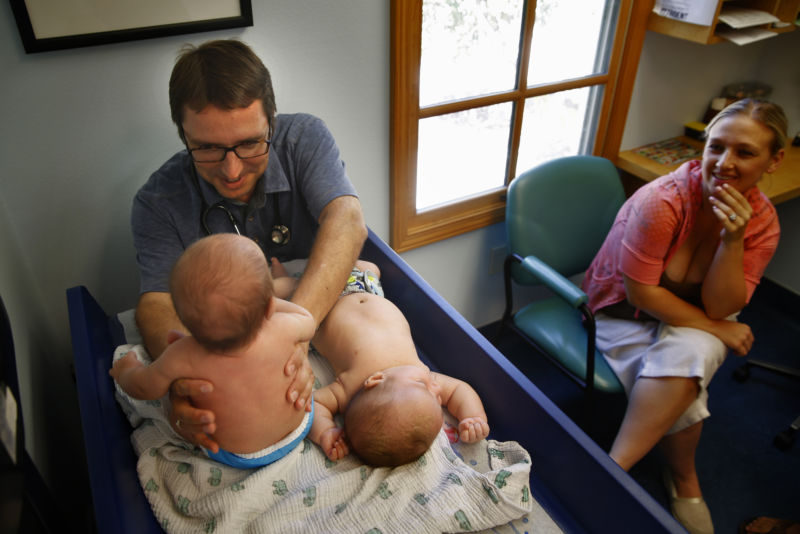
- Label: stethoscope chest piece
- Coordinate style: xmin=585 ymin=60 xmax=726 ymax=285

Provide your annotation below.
xmin=271 ymin=224 xmax=291 ymax=246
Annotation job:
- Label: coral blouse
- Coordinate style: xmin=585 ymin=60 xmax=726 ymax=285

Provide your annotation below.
xmin=582 ymin=160 xmax=780 ymax=314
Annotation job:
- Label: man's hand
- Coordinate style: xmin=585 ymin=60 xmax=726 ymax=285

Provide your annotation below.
xmin=169 ymin=378 xmax=219 ymax=453
xmin=286 ymin=341 xmax=314 ymax=411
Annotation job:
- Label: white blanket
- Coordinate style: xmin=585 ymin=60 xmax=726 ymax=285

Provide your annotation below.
xmin=113 ymin=343 xmax=562 ymax=534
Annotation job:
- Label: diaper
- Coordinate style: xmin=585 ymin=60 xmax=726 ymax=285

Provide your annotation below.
xmin=206 ymin=402 xmax=314 ymax=469
xmin=341 ymin=268 xmax=384 ymax=297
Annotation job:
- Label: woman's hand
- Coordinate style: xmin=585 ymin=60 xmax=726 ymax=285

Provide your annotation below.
xmin=709 ymin=183 xmax=752 ymax=241
xmin=708 ymin=319 xmax=754 ymax=356
xmin=169 ymin=379 xmax=218 ymax=452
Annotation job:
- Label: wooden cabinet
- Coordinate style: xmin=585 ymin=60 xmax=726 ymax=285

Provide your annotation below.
xmin=648 ymin=0 xmax=800 ymax=44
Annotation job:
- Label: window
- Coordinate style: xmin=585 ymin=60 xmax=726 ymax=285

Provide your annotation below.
xmin=390 ymin=0 xmax=648 ymax=251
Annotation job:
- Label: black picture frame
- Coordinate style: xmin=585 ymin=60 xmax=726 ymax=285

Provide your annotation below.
xmin=9 ymin=0 xmax=253 ymax=54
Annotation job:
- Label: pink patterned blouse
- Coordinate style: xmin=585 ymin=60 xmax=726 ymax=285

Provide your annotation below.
xmin=582 ymin=160 xmax=780 ymax=314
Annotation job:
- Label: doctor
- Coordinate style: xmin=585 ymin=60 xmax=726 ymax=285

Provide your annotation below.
xmin=131 ymin=39 xmax=366 ymax=451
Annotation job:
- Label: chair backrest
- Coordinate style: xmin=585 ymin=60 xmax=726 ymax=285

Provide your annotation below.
xmin=506 ymin=155 xmax=625 ymax=286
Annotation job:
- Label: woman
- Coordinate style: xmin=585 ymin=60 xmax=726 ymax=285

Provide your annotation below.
xmin=582 ymin=99 xmax=787 ymax=534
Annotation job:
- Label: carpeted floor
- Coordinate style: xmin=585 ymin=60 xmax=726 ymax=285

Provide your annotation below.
xmin=478 ymin=278 xmax=800 ymax=534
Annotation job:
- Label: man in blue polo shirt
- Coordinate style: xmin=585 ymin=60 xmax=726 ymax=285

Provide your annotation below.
xmin=131 ymin=39 xmax=366 ymax=451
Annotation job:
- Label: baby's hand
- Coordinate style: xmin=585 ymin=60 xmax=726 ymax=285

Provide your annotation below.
xmin=458 ymin=417 xmax=489 ymax=443
xmin=320 ymin=427 xmax=349 ymax=461
xmin=109 ymin=350 xmax=142 ymax=380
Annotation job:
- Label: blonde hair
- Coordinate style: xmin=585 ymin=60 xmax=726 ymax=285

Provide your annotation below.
xmin=706 ymin=98 xmax=788 ymax=155
xmin=170 ymin=234 xmax=273 ymax=352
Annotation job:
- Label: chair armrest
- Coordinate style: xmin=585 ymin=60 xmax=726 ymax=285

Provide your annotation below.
xmin=519 ymin=255 xmax=588 ymax=308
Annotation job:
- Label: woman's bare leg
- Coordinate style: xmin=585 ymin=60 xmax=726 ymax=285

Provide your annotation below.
xmin=609 ymin=376 xmax=698 ymax=472
xmin=660 ymin=421 xmax=703 ymax=497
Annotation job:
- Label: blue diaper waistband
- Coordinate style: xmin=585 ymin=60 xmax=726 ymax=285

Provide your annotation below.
xmin=206 ymin=401 xmax=314 ymax=469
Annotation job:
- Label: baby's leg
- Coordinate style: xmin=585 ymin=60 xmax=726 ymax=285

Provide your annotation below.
xmin=354 ymin=259 xmax=380 ymax=278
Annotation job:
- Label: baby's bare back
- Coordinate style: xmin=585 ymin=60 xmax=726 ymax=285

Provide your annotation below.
xmin=185 ymin=320 xmax=306 ymax=454
xmin=313 ymin=293 xmax=419 ymax=387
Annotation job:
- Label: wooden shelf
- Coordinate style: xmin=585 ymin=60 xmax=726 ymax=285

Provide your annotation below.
xmin=617 ymin=136 xmax=800 ymax=205
xmin=647 ymin=0 xmax=798 ymax=44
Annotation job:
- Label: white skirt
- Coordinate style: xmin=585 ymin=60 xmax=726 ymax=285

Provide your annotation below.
xmin=595 ymin=312 xmax=731 ymax=434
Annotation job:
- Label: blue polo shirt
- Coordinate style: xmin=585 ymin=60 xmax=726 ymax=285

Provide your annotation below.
xmin=132 ymin=113 xmax=358 ymax=293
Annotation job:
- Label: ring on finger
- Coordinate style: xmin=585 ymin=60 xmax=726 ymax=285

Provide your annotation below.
xmin=728 ymin=213 xmax=737 ymax=222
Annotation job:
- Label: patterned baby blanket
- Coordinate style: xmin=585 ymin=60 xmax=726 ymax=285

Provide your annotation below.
xmin=112 ymin=343 xmax=560 ymax=533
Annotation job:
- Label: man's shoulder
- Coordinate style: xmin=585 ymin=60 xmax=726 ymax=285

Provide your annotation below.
xmin=275 ymin=112 xmax=322 ymax=129
xmin=136 ymin=151 xmax=193 ymax=199
xmin=274 ymin=113 xmax=330 ymax=144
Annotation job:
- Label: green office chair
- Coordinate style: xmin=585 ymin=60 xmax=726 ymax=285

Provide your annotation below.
xmin=501 ymin=155 xmax=625 ymax=396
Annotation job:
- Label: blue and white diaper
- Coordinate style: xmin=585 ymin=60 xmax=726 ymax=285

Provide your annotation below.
xmin=341 ymin=268 xmax=384 ymax=297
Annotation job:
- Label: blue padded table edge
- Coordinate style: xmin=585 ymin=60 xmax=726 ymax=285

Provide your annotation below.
xmin=67 ymin=286 xmax=162 ymax=533
xmin=360 ymin=229 xmax=684 ymax=534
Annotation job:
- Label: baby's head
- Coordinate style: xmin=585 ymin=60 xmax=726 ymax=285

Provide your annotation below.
xmin=345 ymin=365 xmax=443 ymax=467
xmin=170 ymin=234 xmax=273 ymax=352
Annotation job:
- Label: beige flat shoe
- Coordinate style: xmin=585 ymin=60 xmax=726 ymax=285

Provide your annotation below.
xmin=662 ymin=468 xmax=714 ymax=534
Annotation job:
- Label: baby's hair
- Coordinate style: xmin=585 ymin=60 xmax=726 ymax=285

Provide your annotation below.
xmin=170 ymin=234 xmax=273 ymax=352
xmin=345 ymin=381 xmax=442 ymax=467
xmin=706 ymin=98 xmax=788 ymax=155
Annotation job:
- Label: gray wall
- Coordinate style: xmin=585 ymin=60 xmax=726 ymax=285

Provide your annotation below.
xmin=0 ymin=0 xmax=797 ymax=521
xmin=0 ymin=0 xmax=391 ymax=520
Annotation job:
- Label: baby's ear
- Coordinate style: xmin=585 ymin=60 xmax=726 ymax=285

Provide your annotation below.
xmin=363 ymin=371 xmax=385 ymax=389
xmin=166 ymin=330 xmax=186 ymax=345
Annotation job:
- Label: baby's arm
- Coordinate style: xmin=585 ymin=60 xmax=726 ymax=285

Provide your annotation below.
xmin=308 ymin=384 xmax=349 ymax=461
xmin=272 ymin=297 xmax=316 ymax=342
xmin=109 ymin=349 xmax=185 ymax=400
xmin=270 ymin=258 xmax=299 ymax=300
xmin=435 ymin=373 xmax=490 ymax=443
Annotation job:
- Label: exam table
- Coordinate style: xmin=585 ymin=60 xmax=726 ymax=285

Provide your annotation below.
xmin=67 ymin=229 xmax=683 ymax=533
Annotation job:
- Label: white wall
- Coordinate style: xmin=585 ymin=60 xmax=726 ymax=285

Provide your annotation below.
xmin=1 ymin=1 xmax=797 ymax=523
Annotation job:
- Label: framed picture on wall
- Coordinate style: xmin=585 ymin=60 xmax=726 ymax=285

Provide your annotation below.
xmin=9 ymin=0 xmax=253 ymax=54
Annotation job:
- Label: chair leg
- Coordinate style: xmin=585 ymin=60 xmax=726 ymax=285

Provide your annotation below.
xmin=496 ymin=255 xmax=520 ymax=342
xmin=732 ymin=358 xmax=800 ymax=451
xmin=774 ymin=415 xmax=799 ymax=451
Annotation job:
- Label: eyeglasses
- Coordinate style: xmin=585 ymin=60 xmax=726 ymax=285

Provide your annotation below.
xmin=188 ymin=137 xmax=271 ymax=163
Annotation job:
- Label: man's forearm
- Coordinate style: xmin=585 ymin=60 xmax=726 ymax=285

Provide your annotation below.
xmin=292 ymin=195 xmax=366 ymax=326
xmin=135 ymin=291 xmax=187 ymax=359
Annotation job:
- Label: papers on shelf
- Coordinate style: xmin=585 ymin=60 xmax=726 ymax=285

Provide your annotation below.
xmin=653 ymin=0 xmax=717 ymax=26
xmin=716 ymin=26 xmax=778 ymax=45
xmin=718 ymin=7 xmax=780 ymax=29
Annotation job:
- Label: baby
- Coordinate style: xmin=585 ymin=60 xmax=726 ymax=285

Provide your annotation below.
xmin=305 ymin=262 xmax=490 ymax=467
xmin=110 ymin=234 xmax=316 ymax=468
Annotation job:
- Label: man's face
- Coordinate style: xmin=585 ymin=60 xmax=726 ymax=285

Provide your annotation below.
xmin=182 ymin=100 xmax=269 ymax=204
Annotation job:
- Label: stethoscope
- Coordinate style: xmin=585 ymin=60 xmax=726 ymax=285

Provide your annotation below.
xmin=192 ymin=165 xmax=291 ymax=246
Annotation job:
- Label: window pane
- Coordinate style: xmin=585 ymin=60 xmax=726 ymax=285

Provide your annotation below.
xmin=417 ymin=103 xmax=513 ymax=210
xmin=516 ymin=86 xmax=602 ymax=175
xmin=420 ymin=0 xmax=524 ymax=107
xmin=527 ymin=0 xmax=619 ymax=86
